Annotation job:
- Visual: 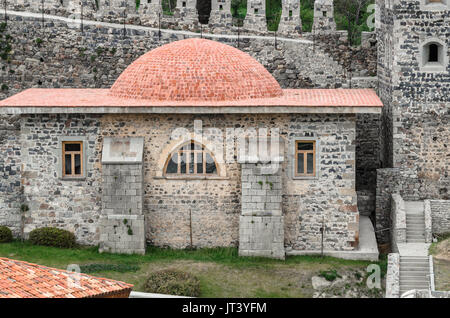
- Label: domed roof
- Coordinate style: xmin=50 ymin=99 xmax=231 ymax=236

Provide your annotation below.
xmin=109 ymin=38 xmax=283 ymax=102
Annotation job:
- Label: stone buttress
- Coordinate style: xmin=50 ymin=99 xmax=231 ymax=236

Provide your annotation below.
xmin=238 ymin=138 xmax=285 ymax=259
xmin=99 ymin=137 xmax=146 ymax=255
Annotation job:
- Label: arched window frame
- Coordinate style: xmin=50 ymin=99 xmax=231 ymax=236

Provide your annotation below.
xmin=162 ymin=140 xmax=221 ymax=178
xmin=419 ymin=38 xmax=448 ymax=73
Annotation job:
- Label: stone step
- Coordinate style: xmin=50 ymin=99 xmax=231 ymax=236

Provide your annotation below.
xmin=400 ymin=284 xmax=429 ymax=290
xmin=400 ymin=259 xmax=429 ymax=264
xmin=401 ymin=256 xmax=429 ymax=260
xmin=406 ymin=221 xmax=425 ymax=225
xmin=406 ymin=225 xmax=425 ymax=230
xmin=404 ymin=201 xmax=424 ymax=209
xmin=401 ymin=267 xmax=429 ymax=271
xmin=400 ymin=277 xmax=429 ymax=283
xmin=400 ymin=273 xmax=429 ymax=278
xmin=406 ymin=213 xmax=424 ymax=217
xmin=406 ymin=218 xmax=425 ymax=222
xmin=406 ymin=235 xmax=425 ymax=238
xmin=406 ymin=239 xmax=426 ymax=243
xmin=406 ymin=217 xmax=425 ymax=221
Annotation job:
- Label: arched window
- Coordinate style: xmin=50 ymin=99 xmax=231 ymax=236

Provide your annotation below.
xmin=164 ymin=141 xmax=218 ymax=176
xmin=420 ymin=39 xmax=447 ymax=72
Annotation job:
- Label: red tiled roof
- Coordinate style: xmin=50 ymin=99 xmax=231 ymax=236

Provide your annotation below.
xmin=0 ymin=257 xmax=133 ymax=298
xmin=109 ymin=38 xmax=283 ymax=101
xmin=0 ymin=88 xmax=383 ymax=108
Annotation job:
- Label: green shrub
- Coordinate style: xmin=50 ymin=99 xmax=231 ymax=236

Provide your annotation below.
xmin=144 ymin=269 xmax=200 ymax=297
xmin=29 ymin=227 xmax=76 ymax=248
xmin=0 ymin=226 xmax=13 ymax=243
xmin=319 ymin=269 xmax=342 ymax=282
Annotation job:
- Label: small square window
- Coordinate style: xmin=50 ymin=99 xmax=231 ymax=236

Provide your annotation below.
xmin=219 ymin=5 xmax=223 ymax=10
xmin=62 ymin=141 xmax=84 ymax=178
xmin=323 ymin=11 xmax=327 ymax=17
xmin=254 ymin=8 xmax=259 ymax=14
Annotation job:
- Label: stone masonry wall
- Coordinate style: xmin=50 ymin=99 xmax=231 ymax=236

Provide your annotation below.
xmin=239 ymin=163 xmax=285 ymax=259
xmin=19 ymin=114 xmax=102 ymax=245
xmin=99 ymin=163 xmax=146 ymax=254
xmin=2 ymin=111 xmax=359 ymax=251
xmin=100 ymin=113 xmax=358 ymax=250
xmin=430 ymin=200 xmax=450 ymax=235
xmin=0 ymin=115 xmax=22 ymax=236
xmin=377 ymin=1 xmax=449 ymax=193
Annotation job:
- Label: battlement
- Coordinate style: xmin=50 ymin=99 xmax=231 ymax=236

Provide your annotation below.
xmin=5 ymin=0 xmax=347 ymax=37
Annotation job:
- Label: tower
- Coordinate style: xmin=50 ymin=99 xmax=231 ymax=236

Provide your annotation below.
xmin=174 ymin=0 xmax=199 ymax=26
xmin=312 ymin=0 xmax=336 ymax=34
xmin=209 ymin=0 xmax=233 ymax=29
xmin=375 ymin=0 xmax=450 ymax=243
xmin=140 ymin=0 xmax=163 ymax=26
xmin=277 ymin=0 xmax=302 ymax=36
xmin=243 ymin=0 xmax=267 ymax=32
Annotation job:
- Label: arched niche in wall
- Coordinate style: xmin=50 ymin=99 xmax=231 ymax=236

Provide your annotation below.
xmin=419 ymin=37 xmax=448 ymax=73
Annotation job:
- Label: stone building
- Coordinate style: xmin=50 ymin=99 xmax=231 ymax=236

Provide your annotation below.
xmin=0 ymin=38 xmax=382 ymax=259
xmin=375 ymin=0 xmax=450 ymax=245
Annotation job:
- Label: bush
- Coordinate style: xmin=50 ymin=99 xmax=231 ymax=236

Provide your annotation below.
xmin=144 ymin=269 xmax=200 ymax=297
xmin=29 ymin=227 xmax=76 ymax=248
xmin=0 ymin=226 xmax=13 ymax=243
xmin=319 ymin=269 xmax=342 ymax=282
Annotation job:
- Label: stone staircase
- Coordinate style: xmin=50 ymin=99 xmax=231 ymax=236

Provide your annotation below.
xmin=405 ymin=201 xmax=426 ymax=243
xmin=399 ymin=256 xmax=430 ymax=295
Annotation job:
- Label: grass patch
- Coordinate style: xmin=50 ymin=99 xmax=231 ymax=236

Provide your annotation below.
xmin=319 ymin=269 xmax=341 ymax=281
xmin=0 ymin=241 xmax=385 ymax=297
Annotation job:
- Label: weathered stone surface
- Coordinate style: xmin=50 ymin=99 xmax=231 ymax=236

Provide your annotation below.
xmin=385 ymin=253 xmax=400 ymax=298
xmin=429 ymin=200 xmax=450 ymax=235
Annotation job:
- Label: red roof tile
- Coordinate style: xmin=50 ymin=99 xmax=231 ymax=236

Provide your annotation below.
xmin=0 ymin=88 xmax=383 ymax=108
xmin=0 ymin=258 xmax=133 ymax=298
xmin=109 ymin=38 xmax=283 ymax=101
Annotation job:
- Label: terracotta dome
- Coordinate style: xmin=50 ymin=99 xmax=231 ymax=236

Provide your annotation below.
xmin=109 ymin=38 xmax=283 ymax=101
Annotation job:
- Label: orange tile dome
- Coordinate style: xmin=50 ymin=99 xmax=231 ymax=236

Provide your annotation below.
xmin=109 ymin=38 xmax=283 ymax=101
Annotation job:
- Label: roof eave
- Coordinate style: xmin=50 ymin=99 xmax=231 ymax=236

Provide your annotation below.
xmin=0 ymin=105 xmax=382 ymax=115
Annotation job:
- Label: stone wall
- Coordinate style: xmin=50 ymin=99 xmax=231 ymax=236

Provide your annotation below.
xmin=19 ymin=114 xmax=102 ymax=245
xmin=385 ymin=252 xmax=400 ymax=298
xmin=0 ymin=115 xmax=22 ymax=236
xmin=239 ymin=163 xmax=285 ymax=259
xmin=390 ymin=194 xmax=406 ymax=252
xmin=376 ymin=0 xmax=450 ymax=196
xmin=2 ymin=112 xmax=361 ymax=251
xmin=429 ymin=200 xmax=450 ymax=235
xmin=99 ymin=162 xmax=146 ymax=254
